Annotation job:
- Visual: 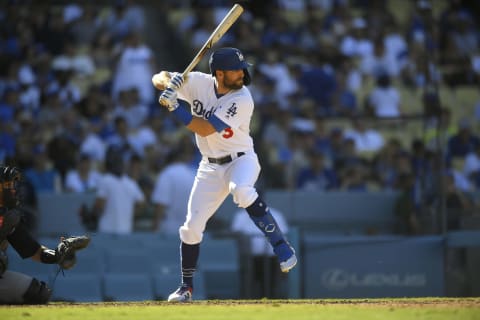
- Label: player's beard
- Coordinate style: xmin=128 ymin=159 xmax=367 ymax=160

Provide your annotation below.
xmin=223 ymin=76 xmax=244 ymax=90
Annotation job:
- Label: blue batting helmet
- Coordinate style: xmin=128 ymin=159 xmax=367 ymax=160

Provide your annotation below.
xmin=209 ymin=47 xmax=252 ymax=85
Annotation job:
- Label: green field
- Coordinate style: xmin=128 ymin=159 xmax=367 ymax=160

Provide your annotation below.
xmin=1 ymin=298 xmax=480 ymax=320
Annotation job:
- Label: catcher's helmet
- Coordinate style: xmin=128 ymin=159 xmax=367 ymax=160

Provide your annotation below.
xmin=0 ymin=166 xmax=21 ymax=208
xmin=209 ymin=47 xmax=252 ymax=85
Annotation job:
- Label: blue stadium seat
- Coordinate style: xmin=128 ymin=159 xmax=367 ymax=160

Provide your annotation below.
xmin=51 ymin=274 xmax=103 ymax=302
xmin=268 ymin=191 xmax=398 ymax=235
xmin=103 ymin=273 xmax=154 ymax=301
xmin=198 ymin=238 xmax=240 ymax=299
xmin=66 ymin=247 xmax=105 ymax=275
xmin=37 ymin=193 xmax=94 ymax=237
xmin=149 ymin=240 xmax=181 ymax=273
xmin=105 ymin=249 xmax=154 ymax=273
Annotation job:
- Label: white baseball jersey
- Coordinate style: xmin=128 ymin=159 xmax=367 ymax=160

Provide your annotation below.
xmin=177 ymin=71 xmax=254 ymax=158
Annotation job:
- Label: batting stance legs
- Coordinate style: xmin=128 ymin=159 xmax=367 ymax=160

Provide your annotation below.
xmin=169 ymin=153 xmax=296 ymax=301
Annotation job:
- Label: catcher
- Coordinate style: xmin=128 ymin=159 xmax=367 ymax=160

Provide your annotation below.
xmin=0 ymin=166 xmax=90 ymax=304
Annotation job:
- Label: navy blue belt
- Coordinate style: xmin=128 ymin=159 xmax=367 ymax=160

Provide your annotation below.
xmin=208 ymin=152 xmax=245 ymax=165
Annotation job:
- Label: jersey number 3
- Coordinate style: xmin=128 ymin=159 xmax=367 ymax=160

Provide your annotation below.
xmin=222 ymin=128 xmax=234 ymax=139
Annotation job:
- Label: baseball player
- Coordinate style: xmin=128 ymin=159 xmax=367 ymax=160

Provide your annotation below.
xmin=152 ymin=47 xmax=297 ymax=302
xmin=0 ymin=166 xmax=90 ymax=304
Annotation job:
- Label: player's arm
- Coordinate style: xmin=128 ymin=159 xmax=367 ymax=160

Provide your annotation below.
xmin=186 ymin=114 xmax=228 ymax=137
xmin=158 ymin=87 xmax=229 ymax=137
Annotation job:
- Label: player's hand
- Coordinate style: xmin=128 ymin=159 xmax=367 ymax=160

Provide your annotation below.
xmin=159 ymin=88 xmax=179 ymax=112
xmin=169 ymin=72 xmax=185 ymax=90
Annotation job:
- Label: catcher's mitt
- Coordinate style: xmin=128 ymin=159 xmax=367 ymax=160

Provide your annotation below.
xmin=56 ymin=235 xmax=91 ymax=270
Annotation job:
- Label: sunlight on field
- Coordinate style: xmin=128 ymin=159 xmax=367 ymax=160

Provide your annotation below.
xmin=1 ymin=298 xmax=480 ymax=320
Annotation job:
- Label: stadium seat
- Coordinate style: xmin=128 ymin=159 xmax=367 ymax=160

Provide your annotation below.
xmin=150 ymin=241 xmax=181 ymax=274
xmin=105 ymin=249 xmax=154 ymax=273
xmin=198 ymin=238 xmax=240 ymax=299
xmin=37 ymin=193 xmax=94 ymax=237
xmin=66 ymin=247 xmax=105 ymax=275
xmin=51 ymin=274 xmax=103 ymax=302
xmin=103 ymin=273 xmax=154 ymax=301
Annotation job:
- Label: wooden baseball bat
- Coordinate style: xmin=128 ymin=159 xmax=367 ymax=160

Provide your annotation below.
xmin=181 ymin=3 xmax=244 ymax=77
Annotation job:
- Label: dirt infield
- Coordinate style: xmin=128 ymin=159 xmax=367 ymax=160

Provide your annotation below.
xmin=2 ymin=298 xmax=478 ymax=308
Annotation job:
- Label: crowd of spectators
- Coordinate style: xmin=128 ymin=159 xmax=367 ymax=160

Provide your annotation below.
xmin=0 ymin=0 xmax=479 ymax=234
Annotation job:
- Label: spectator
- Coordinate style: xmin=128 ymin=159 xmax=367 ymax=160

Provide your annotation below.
xmin=111 ymin=31 xmax=155 ymax=105
xmin=257 ymin=49 xmax=298 ymax=102
xmin=464 ymin=144 xmax=480 ymax=184
xmin=296 ymin=149 xmax=339 ymax=191
xmin=0 ymin=123 xmax=15 ymax=163
xmin=111 ymin=87 xmax=149 ymax=130
xmin=340 ymin=17 xmax=373 ymax=59
xmin=23 ymin=145 xmax=62 ymax=194
xmin=298 ymin=62 xmax=337 ymax=116
xmin=151 ymin=139 xmax=196 ymax=235
xmin=45 ymin=63 xmax=82 ymax=109
xmin=64 ymin=153 xmax=101 ymax=193
xmin=331 ymin=67 xmax=358 ymax=116
xmin=371 ymin=138 xmax=405 ymax=189
xmin=339 ymin=165 xmax=369 ymax=192
xmin=90 ymin=146 xmax=145 ymax=235
xmin=51 ymin=41 xmax=96 ymax=79
xmin=424 ymin=107 xmax=458 ymax=152
xmin=360 ymin=37 xmax=399 ymax=79
xmin=366 ymin=73 xmax=402 ymax=118
xmin=447 ymin=119 xmax=480 ymax=159
xmin=445 ymin=173 xmax=474 ymax=230
xmin=0 ymin=88 xmax=20 ymax=124
xmin=343 ymin=118 xmax=384 ymax=153
xmin=394 ymin=173 xmax=422 ymax=235
xmin=105 ymin=115 xmax=135 ymax=161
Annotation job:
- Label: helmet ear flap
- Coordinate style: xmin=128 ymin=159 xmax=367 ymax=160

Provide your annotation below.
xmin=243 ymin=68 xmax=251 ymax=86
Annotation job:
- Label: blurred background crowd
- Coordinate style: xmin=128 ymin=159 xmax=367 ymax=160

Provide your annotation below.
xmin=1 ymin=0 xmax=480 ymax=236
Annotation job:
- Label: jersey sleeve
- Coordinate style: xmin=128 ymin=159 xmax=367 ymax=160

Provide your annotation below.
xmin=213 ymin=92 xmax=253 ymax=130
xmin=176 ymin=72 xmax=212 ymax=106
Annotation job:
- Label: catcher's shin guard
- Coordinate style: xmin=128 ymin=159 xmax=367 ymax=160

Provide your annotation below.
xmin=22 ymin=278 xmax=52 ymax=304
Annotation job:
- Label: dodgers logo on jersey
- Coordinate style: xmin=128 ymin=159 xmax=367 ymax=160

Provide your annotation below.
xmin=192 ymin=99 xmax=217 ymax=119
xmin=225 ymin=102 xmax=237 ymax=119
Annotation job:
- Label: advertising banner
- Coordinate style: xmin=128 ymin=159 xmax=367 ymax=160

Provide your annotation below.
xmin=303 ymin=235 xmax=444 ymax=298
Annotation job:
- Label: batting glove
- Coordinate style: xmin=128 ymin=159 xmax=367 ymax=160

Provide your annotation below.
xmin=169 ymin=72 xmax=185 ymax=90
xmin=159 ymin=88 xmax=179 ymax=112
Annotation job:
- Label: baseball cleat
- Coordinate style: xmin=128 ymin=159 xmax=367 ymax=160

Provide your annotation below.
xmin=167 ymin=284 xmax=193 ymax=302
xmin=280 ymin=253 xmax=297 ymax=273
xmin=274 ymin=242 xmax=297 ymax=273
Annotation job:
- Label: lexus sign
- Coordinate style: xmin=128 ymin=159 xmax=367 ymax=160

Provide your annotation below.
xmin=321 ymin=269 xmax=427 ymax=291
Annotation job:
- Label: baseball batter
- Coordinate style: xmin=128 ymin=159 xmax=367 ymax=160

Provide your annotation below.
xmin=152 ymin=47 xmax=297 ymax=302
